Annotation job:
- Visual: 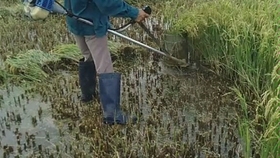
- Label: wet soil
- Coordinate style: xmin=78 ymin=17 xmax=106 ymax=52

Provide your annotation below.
xmin=0 ymin=53 xmax=243 ymax=158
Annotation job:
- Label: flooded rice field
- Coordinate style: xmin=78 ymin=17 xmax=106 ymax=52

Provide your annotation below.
xmin=1 ymin=6 xmax=243 ymax=157
xmin=0 ymin=53 xmax=243 ymax=157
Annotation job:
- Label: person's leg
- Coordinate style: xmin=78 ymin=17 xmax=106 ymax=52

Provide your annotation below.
xmin=73 ymin=35 xmax=97 ymax=103
xmin=85 ymin=35 xmax=137 ymax=125
xmin=85 ymin=35 xmax=113 ymax=74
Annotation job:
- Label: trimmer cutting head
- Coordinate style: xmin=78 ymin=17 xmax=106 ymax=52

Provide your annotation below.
xmin=169 ymin=56 xmax=189 ymax=67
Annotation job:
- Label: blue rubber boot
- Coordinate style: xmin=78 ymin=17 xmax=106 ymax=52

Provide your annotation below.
xmin=79 ymin=58 xmax=97 ymax=103
xmin=99 ymin=73 xmax=137 ymax=125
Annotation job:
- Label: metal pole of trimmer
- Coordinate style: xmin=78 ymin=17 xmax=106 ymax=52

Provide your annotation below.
xmin=109 ymin=6 xmax=188 ymax=66
xmin=109 ymin=29 xmax=166 ymax=56
xmin=107 ymin=29 xmax=187 ymax=65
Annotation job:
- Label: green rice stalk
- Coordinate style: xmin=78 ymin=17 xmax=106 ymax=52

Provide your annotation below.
xmin=161 ymin=0 xmax=279 ymax=157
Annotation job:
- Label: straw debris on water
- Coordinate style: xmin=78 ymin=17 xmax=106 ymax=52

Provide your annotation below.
xmin=3 ymin=41 xmax=133 ymax=83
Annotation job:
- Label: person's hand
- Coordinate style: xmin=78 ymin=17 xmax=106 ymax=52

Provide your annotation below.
xmin=135 ymin=9 xmax=150 ymax=23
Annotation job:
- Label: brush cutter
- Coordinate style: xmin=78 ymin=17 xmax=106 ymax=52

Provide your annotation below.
xmin=23 ymin=0 xmax=189 ymax=67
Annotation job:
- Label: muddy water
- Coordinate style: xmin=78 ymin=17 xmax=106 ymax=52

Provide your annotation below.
xmin=121 ymin=60 xmax=242 ymax=157
xmin=0 ymin=85 xmax=64 ymax=157
xmin=0 ymin=53 xmax=243 ymax=157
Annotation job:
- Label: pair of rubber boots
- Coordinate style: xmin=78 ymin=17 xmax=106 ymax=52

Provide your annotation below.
xmin=78 ymin=59 xmax=136 ymax=125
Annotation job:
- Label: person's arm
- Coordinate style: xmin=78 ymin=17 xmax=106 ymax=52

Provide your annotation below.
xmin=93 ymin=0 xmax=139 ymax=20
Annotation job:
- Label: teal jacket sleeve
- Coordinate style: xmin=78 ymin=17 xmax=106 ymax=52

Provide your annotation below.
xmin=93 ymin=0 xmax=139 ymax=20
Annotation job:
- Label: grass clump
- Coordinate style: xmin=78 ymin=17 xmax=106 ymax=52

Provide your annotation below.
xmin=0 ymin=60 xmax=7 ymax=85
xmin=4 ymin=48 xmax=77 ymax=82
xmin=161 ymin=0 xmax=279 ymax=157
xmin=3 ymin=41 xmax=128 ymax=84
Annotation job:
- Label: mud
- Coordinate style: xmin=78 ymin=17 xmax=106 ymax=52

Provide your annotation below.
xmin=0 ymin=53 xmax=243 ymax=157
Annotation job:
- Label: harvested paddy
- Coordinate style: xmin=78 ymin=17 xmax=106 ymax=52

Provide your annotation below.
xmin=0 ymin=55 xmax=243 ymax=157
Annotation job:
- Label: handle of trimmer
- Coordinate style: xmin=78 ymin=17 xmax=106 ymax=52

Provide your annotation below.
xmin=130 ymin=6 xmax=152 ymax=24
xmin=143 ymin=6 xmax=152 ymax=15
xmin=109 ymin=5 xmax=152 ymax=32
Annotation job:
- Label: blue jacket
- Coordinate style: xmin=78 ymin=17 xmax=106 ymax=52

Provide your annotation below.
xmin=64 ymin=0 xmax=139 ymax=37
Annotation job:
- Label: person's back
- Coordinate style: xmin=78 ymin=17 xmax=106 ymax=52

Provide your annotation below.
xmin=64 ymin=0 xmax=140 ymax=37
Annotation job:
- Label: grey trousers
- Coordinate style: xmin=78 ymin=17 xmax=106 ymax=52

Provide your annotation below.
xmin=74 ymin=35 xmax=114 ymax=74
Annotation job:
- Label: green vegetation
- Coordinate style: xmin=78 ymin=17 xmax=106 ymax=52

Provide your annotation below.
xmin=159 ymin=0 xmax=279 ymax=157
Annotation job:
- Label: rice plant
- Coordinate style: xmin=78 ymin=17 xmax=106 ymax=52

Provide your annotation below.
xmin=161 ymin=0 xmax=279 ymax=157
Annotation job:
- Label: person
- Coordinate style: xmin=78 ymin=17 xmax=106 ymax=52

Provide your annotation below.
xmin=23 ymin=0 xmax=149 ymax=125
xmin=63 ymin=0 xmax=150 ymax=125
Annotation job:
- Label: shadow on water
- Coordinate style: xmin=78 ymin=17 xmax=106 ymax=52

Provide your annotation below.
xmin=0 ymin=53 xmax=243 ymax=157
